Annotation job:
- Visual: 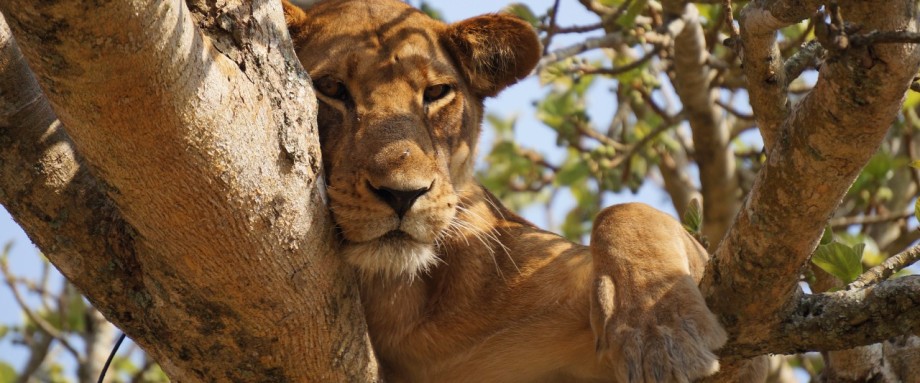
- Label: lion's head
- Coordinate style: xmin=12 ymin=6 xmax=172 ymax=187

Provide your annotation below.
xmin=285 ymin=0 xmax=540 ymax=277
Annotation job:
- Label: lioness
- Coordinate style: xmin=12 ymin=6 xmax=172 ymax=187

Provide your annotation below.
xmin=284 ymin=1 xmax=727 ymax=381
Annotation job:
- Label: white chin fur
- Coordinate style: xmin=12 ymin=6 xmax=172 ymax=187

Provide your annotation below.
xmin=343 ymin=239 xmax=439 ymax=279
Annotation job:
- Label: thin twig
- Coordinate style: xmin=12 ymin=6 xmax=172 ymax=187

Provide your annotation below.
xmin=783 ymin=40 xmax=824 ymax=85
xmin=850 ymin=30 xmax=920 ymax=46
xmin=39 ymin=260 xmax=53 ymax=312
xmin=537 ymin=33 xmax=624 ymax=72
xmin=617 ymin=121 xmax=679 ymax=166
xmin=715 ymin=98 xmax=754 ymax=120
xmin=577 ymin=0 xmax=612 ymax=15
xmin=830 ymin=210 xmax=914 ymax=228
xmin=519 ymin=147 xmax=560 ymax=172
xmin=574 ymin=119 xmax=628 ymax=150
xmin=847 ymin=241 xmax=920 ymax=290
xmin=0 ymin=260 xmax=82 ymax=358
xmin=608 ymin=0 xmax=636 ymax=24
xmin=130 ymin=356 xmax=156 ymax=383
xmin=814 ymin=3 xmax=849 ymax=52
xmin=542 ymin=0 xmax=562 ymax=56
xmin=722 ymin=0 xmax=740 ymax=52
xmin=635 ymin=86 xmax=680 ymax=125
xmin=549 ymin=22 xmax=604 ymax=34
xmin=567 ymin=50 xmax=656 ymax=76
xmin=780 ymin=19 xmax=815 ymax=55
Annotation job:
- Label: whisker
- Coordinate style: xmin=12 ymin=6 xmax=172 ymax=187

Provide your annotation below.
xmin=451 ymin=205 xmax=512 ymax=280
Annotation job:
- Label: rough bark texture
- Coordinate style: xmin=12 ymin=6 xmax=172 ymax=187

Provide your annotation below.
xmin=719 ymin=276 xmax=920 ymax=358
xmin=0 ymin=1 xmax=377 ymax=381
xmin=701 ymin=0 xmax=920 ymax=374
xmin=666 ymin=2 xmax=740 ymax=242
xmin=2 ymin=0 xmax=920 ymax=380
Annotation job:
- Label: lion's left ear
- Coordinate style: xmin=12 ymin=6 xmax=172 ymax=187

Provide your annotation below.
xmin=282 ymin=0 xmax=309 ymax=47
xmin=442 ymin=14 xmax=541 ymax=98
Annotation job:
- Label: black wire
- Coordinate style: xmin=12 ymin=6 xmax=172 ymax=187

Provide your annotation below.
xmin=98 ymin=332 xmax=127 ymax=383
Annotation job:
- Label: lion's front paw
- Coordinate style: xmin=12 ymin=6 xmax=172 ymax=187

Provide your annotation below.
xmin=591 ymin=278 xmax=727 ymax=382
xmin=609 ymin=318 xmax=723 ymax=383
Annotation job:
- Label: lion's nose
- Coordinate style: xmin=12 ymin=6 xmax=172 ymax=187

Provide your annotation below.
xmin=369 ymin=184 xmax=431 ymax=219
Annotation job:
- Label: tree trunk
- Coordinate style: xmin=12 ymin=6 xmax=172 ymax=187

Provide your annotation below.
xmin=0 ymin=1 xmax=377 ymax=381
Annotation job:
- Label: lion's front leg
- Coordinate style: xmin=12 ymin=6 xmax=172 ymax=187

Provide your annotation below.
xmin=589 ymin=203 xmax=726 ymax=383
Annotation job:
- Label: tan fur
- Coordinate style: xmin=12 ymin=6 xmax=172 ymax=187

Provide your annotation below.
xmin=284 ymin=1 xmax=727 ymax=381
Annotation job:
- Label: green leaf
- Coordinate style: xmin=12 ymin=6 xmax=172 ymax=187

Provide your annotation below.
xmin=65 ymin=293 xmax=87 ymax=331
xmin=820 ymin=226 xmax=834 ymax=245
xmin=0 ymin=362 xmax=16 ymax=383
xmin=561 ymin=207 xmax=591 ymax=242
xmin=112 ymin=355 xmax=139 ymax=375
xmin=812 ymin=242 xmax=864 ymax=284
xmin=616 ymin=0 xmax=648 ymax=28
xmin=142 ymin=363 xmax=170 ymax=383
xmin=682 ymin=199 xmax=703 ymax=234
xmin=47 ymin=363 xmax=68 ymax=383
xmin=904 ymin=88 xmax=920 ymax=110
xmin=485 ymin=113 xmax=517 ymax=138
xmin=418 ymin=2 xmax=443 ymax=21
xmin=555 ymin=160 xmax=589 ymax=186
xmin=916 ymin=196 xmax=920 ymax=221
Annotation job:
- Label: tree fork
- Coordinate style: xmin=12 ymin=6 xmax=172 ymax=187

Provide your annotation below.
xmin=0 ymin=1 xmax=377 ymax=381
xmin=702 ymin=0 xmax=920 ymax=378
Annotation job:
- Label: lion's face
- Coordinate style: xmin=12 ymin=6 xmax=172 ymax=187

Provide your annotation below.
xmin=286 ymin=0 xmax=539 ymax=277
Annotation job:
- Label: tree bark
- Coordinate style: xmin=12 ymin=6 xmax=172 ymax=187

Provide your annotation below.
xmin=701 ymin=0 xmax=920 ymax=377
xmin=0 ymin=1 xmax=377 ymax=381
xmin=3 ymin=0 xmax=920 ymax=380
xmin=666 ymin=2 xmax=741 ymax=242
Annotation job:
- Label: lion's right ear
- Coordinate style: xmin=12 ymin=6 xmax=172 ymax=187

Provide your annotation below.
xmin=282 ymin=0 xmax=309 ymax=46
xmin=442 ymin=14 xmax=541 ymax=98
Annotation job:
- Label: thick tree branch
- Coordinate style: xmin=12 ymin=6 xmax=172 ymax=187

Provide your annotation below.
xmin=739 ymin=0 xmax=823 ymax=151
xmin=658 ymin=149 xmax=702 ymax=219
xmin=737 ymin=6 xmax=788 ymax=150
xmin=0 ymin=1 xmax=377 ymax=381
xmin=0 ymin=12 xmax=161 ymax=366
xmin=719 ymin=275 xmax=920 ymax=359
xmin=702 ymin=0 xmax=920 ymax=373
xmin=743 ymin=0 xmax=823 ymax=35
xmin=851 ymin=30 xmax=920 ymax=46
xmin=667 ymin=3 xmax=740 ymax=242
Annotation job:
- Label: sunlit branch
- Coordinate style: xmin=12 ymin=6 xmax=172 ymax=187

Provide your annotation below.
xmin=783 ymin=40 xmax=824 ymax=86
xmin=830 ymin=211 xmax=913 ymax=228
xmin=537 ymin=33 xmax=624 ymax=72
xmin=566 ymin=50 xmax=657 ymax=76
xmin=848 ymin=242 xmax=920 ymax=291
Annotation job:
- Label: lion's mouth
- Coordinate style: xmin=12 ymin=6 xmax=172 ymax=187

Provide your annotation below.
xmin=378 ymin=230 xmax=422 ymax=243
xmin=380 ymin=230 xmax=408 ymax=240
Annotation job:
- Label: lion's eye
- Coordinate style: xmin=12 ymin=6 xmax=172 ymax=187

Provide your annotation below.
xmin=423 ymin=84 xmax=452 ymax=103
xmin=314 ymin=76 xmax=349 ymax=101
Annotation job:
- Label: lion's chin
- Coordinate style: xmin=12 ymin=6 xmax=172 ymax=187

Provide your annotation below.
xmin=343 ymin=232 xmax=440 ymax=279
